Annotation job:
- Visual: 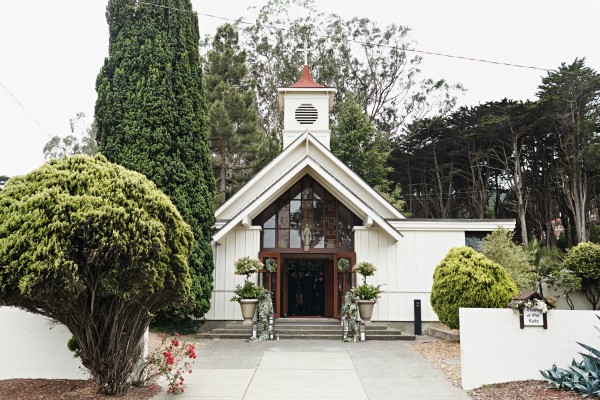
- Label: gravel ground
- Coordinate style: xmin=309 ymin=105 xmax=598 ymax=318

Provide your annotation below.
xmin=412 ymin=333 xmax=585 ymax=400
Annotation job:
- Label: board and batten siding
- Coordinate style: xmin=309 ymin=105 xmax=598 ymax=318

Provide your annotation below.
xmin=207 ymin=227 xmax=261 ymax=320
xmin=354 ymin=227 xmax=466 ymax=321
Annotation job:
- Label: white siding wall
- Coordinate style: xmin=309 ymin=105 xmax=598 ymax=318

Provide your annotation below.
xmin=354 ymin=227 xmax=465 ymax=321
xmin=207 ymin=227 xmax=261 ymax=320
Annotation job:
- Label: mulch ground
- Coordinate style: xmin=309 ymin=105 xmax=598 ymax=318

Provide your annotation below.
xmin=0 ymin=379 xmax=158 ymax=400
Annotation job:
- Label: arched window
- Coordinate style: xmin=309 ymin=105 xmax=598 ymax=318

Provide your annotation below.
xmin=253 ymin=175 xmax=360 ymax=251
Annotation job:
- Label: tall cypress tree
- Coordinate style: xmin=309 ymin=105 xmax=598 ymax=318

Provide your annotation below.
xmin=94 ymin=0 xmax=216 ymax=319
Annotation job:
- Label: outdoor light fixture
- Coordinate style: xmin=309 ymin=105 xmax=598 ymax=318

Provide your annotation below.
xmin=252 ymin=321 xmax=258 ymax=339
xmin=268 ymin=313 xmax=275 ymax=340
xmin=360 ymin=321 xmax=366 ymax=341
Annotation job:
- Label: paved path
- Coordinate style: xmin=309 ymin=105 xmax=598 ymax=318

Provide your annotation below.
xmin=153 ymin=339 xmax=471 ymax=400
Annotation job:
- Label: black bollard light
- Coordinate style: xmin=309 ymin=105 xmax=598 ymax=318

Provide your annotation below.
xmin=414 ymin=299 xmax=422 ymax=335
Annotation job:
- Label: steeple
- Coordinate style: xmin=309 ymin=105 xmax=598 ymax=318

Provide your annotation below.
xmin=277 ymin=63 xmax=336 ymax=149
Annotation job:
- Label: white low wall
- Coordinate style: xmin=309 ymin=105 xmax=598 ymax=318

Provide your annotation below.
xmin=460 ymin=308 xmax=600 ymax=390
xmin=0 ymin=307 xmax=90 ymax=380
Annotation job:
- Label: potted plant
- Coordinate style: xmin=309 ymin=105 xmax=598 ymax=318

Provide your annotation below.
xmin=352 ymin=261 xmax=383 ymax=324
xmin=230 ymin=257 xmax=264 ymax=324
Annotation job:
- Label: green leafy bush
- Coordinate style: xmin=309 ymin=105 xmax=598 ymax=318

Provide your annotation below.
xmin=352 ymin=284 xmax=384 ymax=301
xmin=481 ymin=229 xmax=536 ymax=292
xmin=563 ymin=242 xmax=600 ymax=309
xmin=431 ymin=246 xmax=518 ymax=329
xmin=353 ymin=261 xmax=377 ymax=279
xmin=0 ymin=155 xmax=192 ymax=396
xmin=230 ymin=281 xmax=264 ymax=302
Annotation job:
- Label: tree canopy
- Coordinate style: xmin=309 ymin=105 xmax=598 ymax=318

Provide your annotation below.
xmin=0 ymin=155 xmax=192 ymax=395
xmin=94 ymin=0 xmax=215 ymax=319
xmin=204 ymin=23 xmax=274 ymax=206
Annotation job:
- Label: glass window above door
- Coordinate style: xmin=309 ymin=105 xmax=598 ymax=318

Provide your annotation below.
xmin=253 ymin=175 xmax=360 ymax=251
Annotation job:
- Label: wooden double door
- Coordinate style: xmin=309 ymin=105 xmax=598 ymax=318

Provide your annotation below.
xmin=259 ymin=252 xmax=355 ymax=319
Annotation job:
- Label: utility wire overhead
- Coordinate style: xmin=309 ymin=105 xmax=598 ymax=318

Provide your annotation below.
xmin=139 ymin=1 xmax=551 ymax=72
xmin=0 ymin=81 xmax=53 ymax=138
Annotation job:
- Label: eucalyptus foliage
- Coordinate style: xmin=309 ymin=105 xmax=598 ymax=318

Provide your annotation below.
xmin=0 ymin=155 xmax=193 ymax=396
xmin=95 ymin=0 xmax=215 ymax=319
xmin=431 ymin=246 xmax=518 ymax=329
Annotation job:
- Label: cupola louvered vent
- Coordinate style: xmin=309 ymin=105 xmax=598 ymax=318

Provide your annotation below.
xmin=295 ymin=103 xmax=318 ymax=125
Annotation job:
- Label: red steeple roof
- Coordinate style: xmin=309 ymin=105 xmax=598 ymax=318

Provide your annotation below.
xmin=288 ymin=65 xmax=324 ymax=88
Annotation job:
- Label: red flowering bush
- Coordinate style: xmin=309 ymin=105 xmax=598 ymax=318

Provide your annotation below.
xmin=145 ymin=333 xmax=198 ymax=394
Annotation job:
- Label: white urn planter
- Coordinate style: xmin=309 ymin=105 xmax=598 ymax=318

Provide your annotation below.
xmin=357 ymin=300 xmax=376 ymax=324
xmin=239 ymin=299 xmax=259 ymax=324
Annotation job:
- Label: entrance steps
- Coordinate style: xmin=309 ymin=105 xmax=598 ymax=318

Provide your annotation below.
xmin=196 ymin=318 xmax=415 ymax=341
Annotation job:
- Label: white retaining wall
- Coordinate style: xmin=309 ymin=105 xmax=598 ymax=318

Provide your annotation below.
xmin=460 ymin=308 xmax=600 ymax=390
xmin=0 ymin=307 xmax=89 ymax=380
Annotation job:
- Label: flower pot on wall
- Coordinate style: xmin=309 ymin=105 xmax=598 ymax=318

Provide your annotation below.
xmin=240 ymin=299 xmax=259 ymax=324
xmin=357 ymin=300 xmax=376 ymax=324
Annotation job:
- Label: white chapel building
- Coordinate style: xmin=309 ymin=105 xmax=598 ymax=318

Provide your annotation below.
xmin=206 ymin=64 xmax=515 ymax=323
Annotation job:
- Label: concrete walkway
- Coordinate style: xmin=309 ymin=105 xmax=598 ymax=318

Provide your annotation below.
xmin=153 ymin=339 xmax=471 ymax=400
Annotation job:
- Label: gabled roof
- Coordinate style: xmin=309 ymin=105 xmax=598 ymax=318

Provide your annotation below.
xmin=213 ymin=132 xmax=405 ymax=244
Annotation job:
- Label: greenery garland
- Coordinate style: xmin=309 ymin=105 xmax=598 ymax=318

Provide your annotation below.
xmin=245 ymin=287 xmax=274 ymax=342
xmin=341 ymin=291 xmax=361 ymax=342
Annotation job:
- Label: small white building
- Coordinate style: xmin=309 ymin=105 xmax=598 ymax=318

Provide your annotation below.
xmin=207 ymin=64 xmax=514 ymax=323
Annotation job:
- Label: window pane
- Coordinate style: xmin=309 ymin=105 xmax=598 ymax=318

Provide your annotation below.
xmin=263 ymin=204 xmax=277 ymax=229
xmin=264 ymin=229 xmax=275 ymax=248
xmin=313 ymin=229 xmax=324 ymax=248
xmin=278 ymin=202 xmax=289 ymax=229
xmin=290 ymin=182 xmax=301 ymax=200
xmin=290 ymin=228 xmax=301 ymax=248
xmin=278 ymin=229 xmax=290 ymax=248
xmin=313 ymin=182 xmax=324 ymax=200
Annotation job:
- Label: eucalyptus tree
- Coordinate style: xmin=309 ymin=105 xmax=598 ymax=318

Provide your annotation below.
xmin=241 ymin=0 xmax=461 ymax=139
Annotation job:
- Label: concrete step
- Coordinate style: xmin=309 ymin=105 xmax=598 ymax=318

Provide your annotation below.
xmin=197 ymin=319 xmax=415 ymax=341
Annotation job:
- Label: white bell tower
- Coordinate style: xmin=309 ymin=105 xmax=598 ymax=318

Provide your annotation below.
xmin=277 ymin=42 xmax=336 ymax=149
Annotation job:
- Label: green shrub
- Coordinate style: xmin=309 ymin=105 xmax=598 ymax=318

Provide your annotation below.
xmin=431 ymin=246 xmax=518 ymax=329
xmin=0 ymin=155 xmax=192 ymax=396
xmin=481 ymin=229 xmax=536 ymax=292
xmin=352 ymin=284 xmax=384 ymax=301
xmin=563 ymin=242 xmax=600 ymax=309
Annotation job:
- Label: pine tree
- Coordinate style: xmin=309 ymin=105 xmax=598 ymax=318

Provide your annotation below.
xmin=332 ymin=93 xmax=392 ymax=190
xmin=94 ymin=0 xmax=216 ymax=319
xmin=204 ymin=23 xmax=271 ymax=205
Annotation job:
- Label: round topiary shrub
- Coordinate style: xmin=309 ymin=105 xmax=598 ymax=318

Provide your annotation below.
xmin=0 ymin=154 xmax=193 ymax=396
xmin=431 ymin=246 xmax=518 ymax=329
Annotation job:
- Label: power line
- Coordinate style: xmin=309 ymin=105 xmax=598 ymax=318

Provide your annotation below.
xmin=139 ymin=1 xmax=551 ymax=72
xmin=0 ymin=81 xmax=53 ymax=138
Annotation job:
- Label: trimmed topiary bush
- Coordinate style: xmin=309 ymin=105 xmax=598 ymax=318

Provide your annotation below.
xmin=431 ymin=246 xmax=518 ymax=329
xmin=0 ymin=155 xmax=193 ymax=396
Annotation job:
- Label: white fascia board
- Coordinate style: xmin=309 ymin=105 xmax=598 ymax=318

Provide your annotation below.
xmin=390 ymin=219 xmax=516 ymax=232
xmin=304 ymin=133 xmax=405 ymax=220
xmin=213 ymin=156 xmax=402 ymax=244
xmin=215 ymin=132 xmax=309 ymax=219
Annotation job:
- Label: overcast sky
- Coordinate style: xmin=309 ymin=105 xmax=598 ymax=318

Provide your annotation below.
xmin=1 ymin=1 xmax=599 ymax=177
